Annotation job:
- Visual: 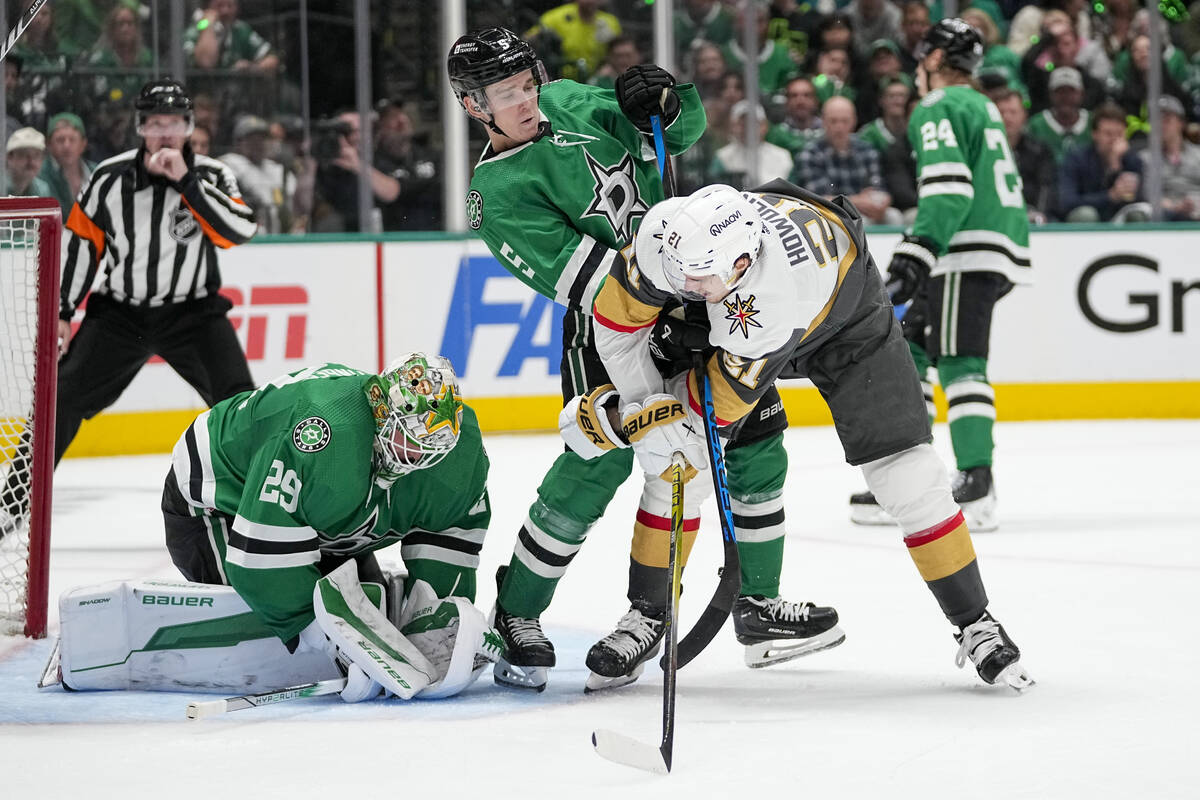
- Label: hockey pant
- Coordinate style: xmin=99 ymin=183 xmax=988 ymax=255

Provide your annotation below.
xmin=905 ymin=272 xmax=1014 ymax=471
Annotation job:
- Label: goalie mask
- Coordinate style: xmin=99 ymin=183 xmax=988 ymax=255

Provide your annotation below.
xmin=661 ymin=185 xmax=766 ymax=302
xmin=368 ymin=353 xmax=464 ymax=483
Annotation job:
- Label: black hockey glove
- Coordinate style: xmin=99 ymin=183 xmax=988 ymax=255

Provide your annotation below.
xmin=649 ymin=306 xmax=711 ymax=370
xmin=615 ymin=64 xmax=682 ymax=132
xmin=886 ymin=235 xmax=938 ymax=306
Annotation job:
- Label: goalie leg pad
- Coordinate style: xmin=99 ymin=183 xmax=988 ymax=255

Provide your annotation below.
xmin=398 ymin=579 xmax=504 ymax=699
xmin=313 ymin=561 xmax=437 ymax=700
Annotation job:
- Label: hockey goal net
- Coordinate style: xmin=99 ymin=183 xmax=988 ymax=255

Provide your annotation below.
xmin=0 ymin=197 xmax=61 ymax=638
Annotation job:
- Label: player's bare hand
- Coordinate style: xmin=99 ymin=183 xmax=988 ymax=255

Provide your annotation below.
xmin=58 ymin=320 xmax=72 ymax=358
xmin=145 ymin=148 xmax=188 ymax=182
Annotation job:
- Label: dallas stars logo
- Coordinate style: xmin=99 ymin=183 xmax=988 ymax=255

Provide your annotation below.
xmin=723 ymin=293 xmax=763 ymax=339
xmin=581 ymin=150 xmax=648 ymax=244
xmin=423 ymin=383 xmax=462 ymax=437
xmin=292 ymin=416 xmax=331 ymax=453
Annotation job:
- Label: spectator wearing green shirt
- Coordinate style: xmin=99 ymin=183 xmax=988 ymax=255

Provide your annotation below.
xmin=39 ymin=112 xmax=95 ymax=219
xmin=83 ymin=4 xmax=154 ymax=106
xmin=3 ymin=128 xmax=53 ymax=198
xmin=812 ymin=46 xmax=857 ymax=106
xmin=587 ymin=35 xmax=642 ymax=91
xmin=676 ymin=0 xmax=735 ymax=57
xmin=766 ymin=75 xmax=823 ymax=156
xmin=722 ymin=2 xmax=798 ymax=99
xmin=526 ymin=1 xmax=622 ymax=83
xmin=184 ymin=0 xmax=279 ymax=73
xmin=857 ymin=76 xmax=910 ymax=154
xmin=1025 ymin=67 xmax=1092 ymax=165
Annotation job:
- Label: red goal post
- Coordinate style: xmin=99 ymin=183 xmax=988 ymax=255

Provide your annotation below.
xmin=0 ymin=197 xmax=61 ymax=638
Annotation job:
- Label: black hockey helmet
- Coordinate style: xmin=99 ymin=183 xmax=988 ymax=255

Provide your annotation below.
xmin=915 ymin=18 xmax=985 ymax=75
xmin=134 ymin=78 xmax=195 ymax=135
xmin=447 ymin=27 xmax=547 ymax=114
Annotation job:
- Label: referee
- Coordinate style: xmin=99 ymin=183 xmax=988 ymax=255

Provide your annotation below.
xmin=2 ymin=79 xmax=258 ymax=534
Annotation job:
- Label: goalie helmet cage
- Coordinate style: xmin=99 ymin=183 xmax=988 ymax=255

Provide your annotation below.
xmin=0 ymin=197 xmax=61 ymax=639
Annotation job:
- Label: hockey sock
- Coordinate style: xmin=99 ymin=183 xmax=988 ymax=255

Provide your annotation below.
xmin=501 ymin=448 xmax=635 ymax=618
xmin=903 ymin=510 xmax=988 ymax=627
xmin=907 ymin=340 xmax=937 ymax=425
xmin=727 ymin=434 xmax=787 ymax=598
xmin=938 ymin=355 xmax=995 ymax=470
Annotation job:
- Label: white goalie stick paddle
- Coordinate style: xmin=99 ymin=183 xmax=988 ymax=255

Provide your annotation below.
xmin=1 ymin=0 xmax=51 ymax=63
xmin=591 ymin=452 xmax=685 ymax=776
xmin=186 ymin=677 xmax=347 ymax=720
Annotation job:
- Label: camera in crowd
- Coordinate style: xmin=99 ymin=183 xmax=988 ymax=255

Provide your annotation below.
xmin=312 ymin=117 xmax=354 ymax=163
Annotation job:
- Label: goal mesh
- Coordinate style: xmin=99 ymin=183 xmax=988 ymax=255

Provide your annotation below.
xmin=0 ymin=198 xmax=61 ymax=638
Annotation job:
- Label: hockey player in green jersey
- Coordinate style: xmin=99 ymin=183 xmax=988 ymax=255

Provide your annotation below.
xmin=850 ymin=19 xmax=1031 ymax=532
xmin=161 ymin=354 xmax=502 ymax=701
xmin=449 ymin=28 xmax=842 ymax=692
xmin=586 ymin=180 xmax=1033 ymax=691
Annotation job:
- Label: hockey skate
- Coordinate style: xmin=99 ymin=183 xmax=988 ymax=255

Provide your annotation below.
xmin=955 ymin=610 xmax=1034 ymax=691
xmin=490 ymin=566 xmax=555 ymax=692
xmin=848 ymin=489 xmax=894 ymax=526
xmin=584 ymin=606 xmax=666 ymax=693
xmin=733 ymin=595 xmax=846 ymax=668
xmin=953 ymin=466 xmax=998 ymax=532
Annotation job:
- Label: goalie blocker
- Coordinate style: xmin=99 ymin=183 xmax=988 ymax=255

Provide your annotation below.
xmin=52 ymin=561 xmax=502 ymax=699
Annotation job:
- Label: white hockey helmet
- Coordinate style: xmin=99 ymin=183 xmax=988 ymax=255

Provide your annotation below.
xmin=661 ymin=184 xmax=765 ymax=301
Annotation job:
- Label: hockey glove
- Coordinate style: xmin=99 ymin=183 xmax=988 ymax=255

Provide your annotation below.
xmin=649 ymin=305 xmax=711 ymax=368
xmin=560 ymin=383 xmax=628 ymax=460
xmin=297 ymin=619 xmax=385 ymax=703
xmin=621 ymin=393 xmax=707 ymax=482
xmin=886 ymin=235 xmax=938 ymax=306
xmin=615 ymin=64 xmax=682 ymax=132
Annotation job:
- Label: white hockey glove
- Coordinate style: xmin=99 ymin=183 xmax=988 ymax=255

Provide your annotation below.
xmin=398 ymin=580 xmax=505 ymax=699
xmin=559 ymin=383 xmax=628 ymax=460
xmin=298 ymin=619 xmax=383 ymax=703
xmin=621 ymin=392 xmax=707 ymax=482
xmin=310 ymin=560 xmax=438 ymax=701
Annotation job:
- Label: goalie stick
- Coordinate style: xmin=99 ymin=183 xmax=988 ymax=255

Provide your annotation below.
xmin=186 ymin=677 xmax=347 ymax=720
xmin=1 ymin=0 xmax=51 ymax=63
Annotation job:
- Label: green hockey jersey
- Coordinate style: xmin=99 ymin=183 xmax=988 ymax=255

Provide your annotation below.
xmin=170 ymin=363 xmax=490 ymax=643
xmin=467 ymin=79 xmax=706 ymax=311
xmin=909 ymin=85 xmax=1032 ymax=283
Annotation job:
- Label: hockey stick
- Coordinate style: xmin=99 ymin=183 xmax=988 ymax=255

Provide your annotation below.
xmin=672 ymin=356 xmax=741 ymax=669
xmin=185 ymin=677 xmax=347 ymax=720
xmin=1 ymin=0 xmax=51 ymax=63
xmin=592 ymin=451 xmax=685 ymax=775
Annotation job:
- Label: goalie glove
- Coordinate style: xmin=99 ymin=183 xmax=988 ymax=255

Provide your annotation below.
xmin=560 ymin=383 xmax=628 ymax=460
xmin=615 ymin=64 xmax=681 ymax=133
xmin=621 ymin=393 xmax=706 ymax=482
xmin=398 ymin=580 xmax=505 ymax=699
xmin=886 ymin=235 xmax=938 ymax=306
xmin=297 ymin=619 xmax=384 ymax=703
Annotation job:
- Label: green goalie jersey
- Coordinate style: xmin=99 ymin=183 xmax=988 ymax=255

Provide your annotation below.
xmin=467 ymin=79 xmax=707 ymax=311
xmin=171 ymin=363 xmax=490 ymax=643
xmin=909 ymin=85 xmax=1032 ymax=284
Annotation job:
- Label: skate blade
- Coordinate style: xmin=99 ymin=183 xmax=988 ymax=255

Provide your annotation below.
xmin=493 ymin=660 xmax=549 ymax=693
xmin=959 ymin=490 xmax=998 ymax=532
xmin=849 ymin=505 xmax=896 ymax=526
xmin=744 ymin=626 xmax=847 ymax=668
xmin=996 ymin=662 xmax=1035 ymax=693
xmin=584 ymin=660 xmax=646 ymax=693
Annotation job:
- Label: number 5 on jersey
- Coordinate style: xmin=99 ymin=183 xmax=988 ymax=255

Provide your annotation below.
xmin=260 ymin=460 xmax=301 ymax=513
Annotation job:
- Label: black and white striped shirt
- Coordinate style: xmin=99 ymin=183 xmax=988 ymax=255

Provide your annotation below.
xmin=59 ymin=146 xmax=258 ymax=319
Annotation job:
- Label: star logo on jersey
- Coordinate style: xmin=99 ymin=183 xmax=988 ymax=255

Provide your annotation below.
xmin=318 ymin=506 xmax=389 ymax=554
xmin=581 ymin=150 xmax=648 ymax=244
xmin=723 ymin=293 xmax=763 ymax=339
xmin=466 ymin=190 xmax=483 ymax=230
xmin=423 ymin=383 xmax=462 ymax=437
xmin=292 ymin=416 xmax=331 ymax=453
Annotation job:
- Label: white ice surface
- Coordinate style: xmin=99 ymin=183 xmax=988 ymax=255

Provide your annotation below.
xmin=2 ymin=420 xmax=1198 ymax=799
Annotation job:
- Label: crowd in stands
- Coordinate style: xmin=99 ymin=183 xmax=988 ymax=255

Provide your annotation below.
xmin=6 ymin=0 xmax=1200 ymax=230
